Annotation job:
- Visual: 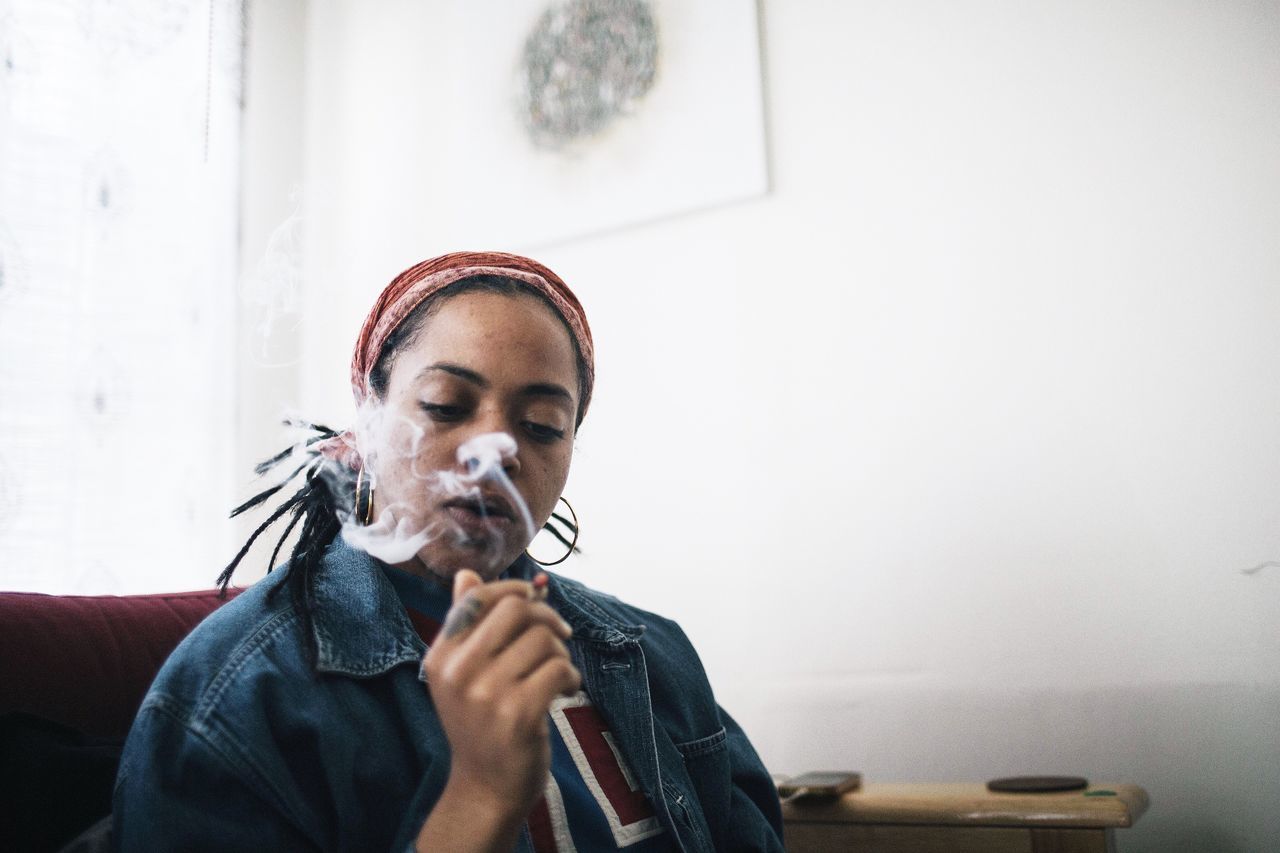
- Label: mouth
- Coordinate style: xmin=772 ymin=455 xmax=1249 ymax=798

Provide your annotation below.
xmin=444 ymin=492 xmax=514 ymax=520
xmin=441 ymin=492 xmax=517 ymax=540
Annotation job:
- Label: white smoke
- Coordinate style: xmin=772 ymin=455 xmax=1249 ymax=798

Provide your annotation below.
xmin=337 ymin=403 xmax=536 ymax=572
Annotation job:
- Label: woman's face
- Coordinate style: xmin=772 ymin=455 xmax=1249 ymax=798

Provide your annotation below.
xmin=367 ymin=290 xmax=580 ymax=581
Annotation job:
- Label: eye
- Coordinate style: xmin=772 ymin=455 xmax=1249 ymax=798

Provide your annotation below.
xmin=419 ymin=402 xmax=468 ymax=422
xmin=522 ymin=420 xmax=565 ymax=443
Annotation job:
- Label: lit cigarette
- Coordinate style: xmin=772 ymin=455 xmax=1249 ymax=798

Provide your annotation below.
xmin=530 ymin=572 xmax=549 ymax=602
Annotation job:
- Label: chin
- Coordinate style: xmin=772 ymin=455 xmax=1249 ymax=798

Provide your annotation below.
xmin=415 ymin=542 xmax=525 ymax=581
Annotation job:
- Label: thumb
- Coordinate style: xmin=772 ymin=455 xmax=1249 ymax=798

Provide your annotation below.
xmin=452 ymin=568 xmax=483 ymax=603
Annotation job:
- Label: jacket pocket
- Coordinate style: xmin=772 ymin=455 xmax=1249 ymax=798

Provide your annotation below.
xmin=670 ymin=727 xmax=730 ymax=851
xmin=673 ymin=726 xmax=727 ymax=760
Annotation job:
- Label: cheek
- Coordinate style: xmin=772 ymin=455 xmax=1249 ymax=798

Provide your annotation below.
xmin=361 ymin=409 xmax=413 ymax=470
xmin=383 ymin=413 xmax=427 ymax=457
xmin=526 ymin=448 xmax=573 ymax=510
xmin=370 ymin=424 xmax=449 ymax=497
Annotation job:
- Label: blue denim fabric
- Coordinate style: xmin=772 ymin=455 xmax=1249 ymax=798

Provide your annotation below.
xmin=112 ymin=540 xmax=783 ymax=852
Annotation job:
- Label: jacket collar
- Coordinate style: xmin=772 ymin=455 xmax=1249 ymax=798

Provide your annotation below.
xmin=546 ymin=573 xmax=647 ymax=645
xmin=308 ymin=538 xmax=644 ymax=676
xmin=310 ymin=538 xmax=425 ymax=677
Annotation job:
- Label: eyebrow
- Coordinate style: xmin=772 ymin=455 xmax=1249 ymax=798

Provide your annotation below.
xmin=418 ymin=362 xmax=574 ymax=403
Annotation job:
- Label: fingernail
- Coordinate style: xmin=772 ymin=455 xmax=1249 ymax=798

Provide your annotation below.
xmin=559 ymin=618 xmax=573 ymax=635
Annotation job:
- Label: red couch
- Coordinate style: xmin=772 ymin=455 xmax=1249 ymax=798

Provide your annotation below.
xmin=0 ymin=588 xmax=237 ymax=738
xmin=0 ymin=588 xmax=237 ymax=851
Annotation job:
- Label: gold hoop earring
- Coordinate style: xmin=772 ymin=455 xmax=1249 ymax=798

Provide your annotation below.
xmin=355 ymin=466 xmax=374 ymax=526
xmin=527 ymin=496 xmax=579 ymax=567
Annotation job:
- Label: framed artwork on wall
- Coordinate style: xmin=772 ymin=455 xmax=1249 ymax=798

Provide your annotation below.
xmin=439 ymin=0 xmax=769 ymax=248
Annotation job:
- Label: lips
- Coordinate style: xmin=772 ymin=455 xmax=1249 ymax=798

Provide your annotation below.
xmin=441 ymin=492 xmax=517 ymax=542
xmin=443 ymin=492 xmax=515 ymax=522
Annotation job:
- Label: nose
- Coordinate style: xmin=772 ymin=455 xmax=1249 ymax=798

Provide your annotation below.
xmin=461 ymin=449 xmax=520 ymax=478
xmin=502 ymin=446 xmax=520 ymax=477
xmin=457 ymin=429 xmax=521 ymax=480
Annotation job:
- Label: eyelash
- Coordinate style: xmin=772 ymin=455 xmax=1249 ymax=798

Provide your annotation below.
xmin=419 ymin=402 xmax=565 ymax=442
xmin=522 ymin=421 xmax=565 ymax=443
xmin=419 ymin=402 xmax=466 ymax=421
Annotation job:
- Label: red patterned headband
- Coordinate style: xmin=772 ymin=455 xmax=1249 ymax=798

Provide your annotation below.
xmin=320 ymin=251 xmax=594 ymax=470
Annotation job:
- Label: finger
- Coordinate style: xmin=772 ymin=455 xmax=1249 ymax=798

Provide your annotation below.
xmin=451 ymin=568 xmax=484 ymax=603
xmin=476 ymin=577 xmax=538 ymax=599
xmin=445 ymin=597 xmax=570 ymax=686
xmin=517 ymin=656 xmax=583 ymax=708
xmin=439 ymin=594 xmax=482 ymax=642
xmin=459 ymin=596 xmax=572 ymax=662
xmin=474 ymin=624 xmax=570 ymax=690
xmin=436 ymin=570 xmax=485 ymax=643
xmin=438 ymin=578 xmax=540 ymax=643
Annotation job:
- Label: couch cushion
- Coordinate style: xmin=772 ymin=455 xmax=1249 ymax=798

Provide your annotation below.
xmin=0 ymin=713 xmax=122 ymax=852
xmin=0 ymin=589 xmax=237 ymax=739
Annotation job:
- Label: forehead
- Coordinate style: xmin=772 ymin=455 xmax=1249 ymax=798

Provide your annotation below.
xmin=390 ymin=290 xmax=579 ymax=388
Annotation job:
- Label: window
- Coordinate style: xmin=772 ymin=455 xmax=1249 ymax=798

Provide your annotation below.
xmin=0 ymin=0 xmax=243 ymax=593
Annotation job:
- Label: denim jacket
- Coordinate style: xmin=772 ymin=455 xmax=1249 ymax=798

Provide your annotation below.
xmin=112 ymin=540 xmax=784 ymax=852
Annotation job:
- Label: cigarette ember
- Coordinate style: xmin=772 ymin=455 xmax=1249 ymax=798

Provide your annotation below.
xmin=531 ymin=572 xmax=549 ymax=601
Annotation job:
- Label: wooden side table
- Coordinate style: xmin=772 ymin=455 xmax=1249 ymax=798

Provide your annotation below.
xmin=782 ymin=782 xmax=1149 ymax=852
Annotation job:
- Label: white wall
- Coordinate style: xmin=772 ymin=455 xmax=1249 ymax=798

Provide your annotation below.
xmin=236 ymin=0 xmax=307 ymax=585
xmin=242 ymin=1 xmax=1280 ymax=849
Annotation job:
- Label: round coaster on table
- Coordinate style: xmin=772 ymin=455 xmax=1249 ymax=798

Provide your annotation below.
xmin=987 ymin=776 xmax=1089 ymax=793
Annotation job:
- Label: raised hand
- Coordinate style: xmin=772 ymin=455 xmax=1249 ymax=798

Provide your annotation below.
xmin=415 ymin=569 xmax=580 ymax=852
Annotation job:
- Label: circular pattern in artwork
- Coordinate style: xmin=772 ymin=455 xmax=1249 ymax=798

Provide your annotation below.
xmin=518 ymin=0 xmax=659 ymax=150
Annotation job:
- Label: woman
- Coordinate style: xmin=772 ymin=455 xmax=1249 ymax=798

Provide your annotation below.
xmin=113 ymin=252 xmax=784 ymax=852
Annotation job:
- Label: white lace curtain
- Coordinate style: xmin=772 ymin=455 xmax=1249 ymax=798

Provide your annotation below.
xmin=0 ymin=0 xmax=243 ymax=593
